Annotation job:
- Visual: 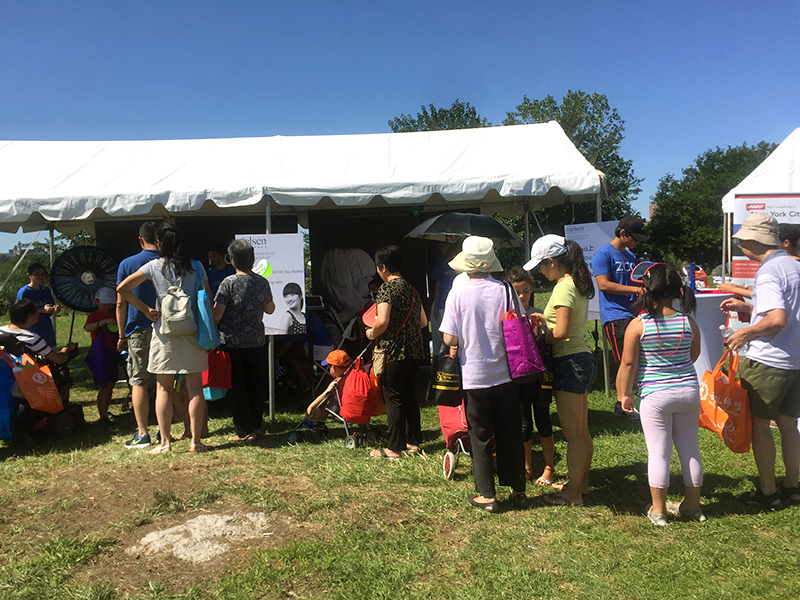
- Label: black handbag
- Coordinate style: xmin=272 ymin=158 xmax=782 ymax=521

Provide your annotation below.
xmin=427 ymin=352 xmax=462 ymax=406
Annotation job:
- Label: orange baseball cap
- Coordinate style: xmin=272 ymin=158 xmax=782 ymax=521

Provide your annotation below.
xmin=323 ymin=349 xmax=350 ymax=367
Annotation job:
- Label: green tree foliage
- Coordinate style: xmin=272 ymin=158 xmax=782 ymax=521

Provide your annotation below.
xmin=388 ymin=99 xmax=490 ymax=132
xmin=647 ymin=142 xmax=777 ymax=271
xmin=503 ymin=90 xmax=642 ymax=230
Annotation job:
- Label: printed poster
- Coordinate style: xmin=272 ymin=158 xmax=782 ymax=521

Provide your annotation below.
xmin=564 ymin=221 xmax=618 ymax=321
xmin=731 ymin=196 xmax=800 ymax=284
xmin=235 ymin=233 xmax=305 ymax=335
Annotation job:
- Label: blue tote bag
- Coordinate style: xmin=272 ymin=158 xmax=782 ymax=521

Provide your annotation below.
xmin=194 ymin=260 xmax=220 ymax=351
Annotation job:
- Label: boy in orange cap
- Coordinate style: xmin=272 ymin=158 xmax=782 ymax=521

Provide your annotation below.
xmin=306 ymin=350 xmax=351 ymax=422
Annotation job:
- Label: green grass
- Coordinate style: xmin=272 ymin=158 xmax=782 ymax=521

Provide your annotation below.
xmin=0 ymin=314 xmax=798 ymax=599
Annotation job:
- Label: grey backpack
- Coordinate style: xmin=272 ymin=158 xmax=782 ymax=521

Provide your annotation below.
xmin=160 ymin=267 xmax=197 ymax=337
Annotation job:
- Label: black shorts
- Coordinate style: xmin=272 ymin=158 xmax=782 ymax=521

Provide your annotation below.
xmin=603 ymin=317 xmax=633 ymax=362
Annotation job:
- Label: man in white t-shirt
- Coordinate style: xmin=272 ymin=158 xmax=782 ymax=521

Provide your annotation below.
xmin=721 ymin=214 xmax=800 ymax=509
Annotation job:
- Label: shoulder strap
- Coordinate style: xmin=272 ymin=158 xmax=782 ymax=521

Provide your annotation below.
xmin=504 ymin=282 xmax=525 ymax=318
xmin=393 ymin=288 xmax=415 ymax=338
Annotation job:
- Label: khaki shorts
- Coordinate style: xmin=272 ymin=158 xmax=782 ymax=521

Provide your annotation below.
xmin=126 ymin=327 xmax=152 ymax=387
xmin=739 ymin=357 xmax=800 ymax=420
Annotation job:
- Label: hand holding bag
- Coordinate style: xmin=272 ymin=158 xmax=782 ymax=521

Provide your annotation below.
xmin=194 ymin=260 xmax=220 ymax=350
xmin=698 ymin=348 xmax=752 ymax=453
xmin=502 ymin=283 xmax=545 ymax=383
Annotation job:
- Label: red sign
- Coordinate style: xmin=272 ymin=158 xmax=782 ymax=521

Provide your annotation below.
xmin=745 ymin=203 xmax=766 ymax=210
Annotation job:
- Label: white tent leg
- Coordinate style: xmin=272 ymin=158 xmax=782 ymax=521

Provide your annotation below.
xmin=596 ymin=193 xmax=611 ymax=396
xmin=266 ymin=196 xmax=275 ymax=423
xmin=49 ymin=227 xmax=57 ymax=344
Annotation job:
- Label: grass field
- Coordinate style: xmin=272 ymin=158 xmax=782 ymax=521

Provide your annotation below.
xmin=0 ymin=312 xmax=798 ymax=599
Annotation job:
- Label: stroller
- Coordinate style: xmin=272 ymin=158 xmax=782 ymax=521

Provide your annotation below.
xmin=287 ymin=346 xmax=383 ymax=448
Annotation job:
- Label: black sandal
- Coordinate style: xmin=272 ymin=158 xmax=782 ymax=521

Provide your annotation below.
xmin=736 ymin=489 xmax=783 ymax=510
xmin=779 ymin=483 xmax=800 ymax=505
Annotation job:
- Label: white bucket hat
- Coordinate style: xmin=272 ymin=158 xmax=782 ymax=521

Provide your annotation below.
xmin=733 ymin=213 xmax=781 ymax=247
xmin=524 ymin=234 xmax=568 ymax=271
xmin=448 ymin=236 xmax=503 ymax=273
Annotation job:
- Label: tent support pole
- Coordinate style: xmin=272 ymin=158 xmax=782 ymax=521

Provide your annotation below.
xmin=266 ymin=196 xmax=275 ymax=423
xmin=595 ymin=193 xmax=611 ymax=396
xmin=49 ymin=226 xmax=57 ymax=344
xmin=523 ymin=199 xmax=531 ymax=251
xmin=722 ymin=213 xmax=729 ymax=282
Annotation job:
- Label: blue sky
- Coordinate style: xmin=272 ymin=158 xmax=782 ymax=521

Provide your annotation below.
xmin=2 ymin=1 xmax=798 ymax=250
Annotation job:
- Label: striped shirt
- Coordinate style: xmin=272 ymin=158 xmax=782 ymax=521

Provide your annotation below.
xmin=0 ymin=326 xmax=52 ymax=358
xmin=637 ymin=313 xmax=697 ymax=398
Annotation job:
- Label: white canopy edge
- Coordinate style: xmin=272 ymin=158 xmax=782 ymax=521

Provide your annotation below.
xmin=721 ymin=127 xmax=800 ymax=213
xmin=0 ymin=121 xmax=603 ymax=234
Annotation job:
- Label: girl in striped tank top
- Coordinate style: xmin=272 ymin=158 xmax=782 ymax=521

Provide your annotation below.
xmin=616 ymin=264 xmax=705 ymax=526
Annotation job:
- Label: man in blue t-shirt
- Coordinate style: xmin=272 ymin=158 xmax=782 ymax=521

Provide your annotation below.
xmin=591 ymin=216 xmax=647 ymax=418
xmin=116 ymin=222 xmax=160 ymax=449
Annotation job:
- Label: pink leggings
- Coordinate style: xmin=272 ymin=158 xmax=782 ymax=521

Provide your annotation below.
xmin=639 ymin=386 xmax=704 ymax=489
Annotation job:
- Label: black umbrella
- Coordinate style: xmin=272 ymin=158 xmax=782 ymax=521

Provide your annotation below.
xmin=405 ymin=212 xmax=523 ymax=248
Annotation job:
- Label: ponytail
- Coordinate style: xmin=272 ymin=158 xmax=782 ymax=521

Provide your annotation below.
xmin=562 ymin=240 xmax=595 ymax=299
xmin=631 ymin=263 xmax=695 ymax=317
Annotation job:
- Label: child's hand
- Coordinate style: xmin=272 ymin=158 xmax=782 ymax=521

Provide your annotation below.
xmin=44 ymin=303 xmax=60 ymax=314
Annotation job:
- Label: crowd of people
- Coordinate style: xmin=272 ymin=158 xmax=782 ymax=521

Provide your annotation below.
xmin=2 ymin=214 xmax=799 ymax=523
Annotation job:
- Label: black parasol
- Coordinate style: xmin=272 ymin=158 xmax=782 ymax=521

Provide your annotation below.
xmin=405 ymin=212 xmax=523 ymax=248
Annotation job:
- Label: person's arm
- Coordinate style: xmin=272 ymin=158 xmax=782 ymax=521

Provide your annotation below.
xmin=726 ymin=308 xmax=786 ymax=352
xmin=40 ymin=342 xmax=78 ymax=364
xmin=264 ymin=300 xmax=276 ymax=315
xmin=616 ymin=317 xmax=643 ymax=411
xmin=594 ymin=274 xmax=641 ymax=297
xmin=278 ymin=311 xmax=292 ymax=333
xmin=84 ymin=317 xmax=115 ymax=332
xmin=545 ymin=306 xmax=573 ymax=344
xmin=688 ymin=317 xmax=702 ymax=363
xmin=717 ymin=282 xmax=752 ymax=298
xmin=307 ymin=379 xmax=338 ymax=414
xmin=419 ymin=305 xmax=428 ymax=330
xmin=212 ymin=302 xmax=226 ymax=325
xmin=116 ymin=293 xmax=129 ymax=351
xmin=366 ymin=302 xmax=391 ymax=341
xmin=432 ymin=281 xmax=442 ymax=319
xmin=720 ymin=297 xmax=753 ymax=315
xmin=117 ymin=270 xmax=160 ymax=323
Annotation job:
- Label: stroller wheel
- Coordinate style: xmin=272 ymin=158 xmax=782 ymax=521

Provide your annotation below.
xmin=443 ymin=451 xmax=456 ymax=480
xmin=366 ymin=429 xmax=379 ymax=444
xmin=52 ymin=411 xmax=74 ymax=440
xmin=344 ymin=435 xmax=357 ymax=450
xmin=287 ymin=430 xmax=302 ymax=445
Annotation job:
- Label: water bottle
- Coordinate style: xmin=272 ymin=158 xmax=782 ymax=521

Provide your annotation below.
xmin=720 ymin=325 xmax=734 ymax=341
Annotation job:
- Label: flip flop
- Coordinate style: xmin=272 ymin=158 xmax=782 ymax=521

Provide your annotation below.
xmin=189 ymin=443 xmax=210 ymax=453
xmin=370 ymin=448 xmax=400 ymax=460
xmin=146 ymin=445 xmax=171 ymax=455
xmin=535 ymin=475 xmax=554 ymax=487
xmin=543 ymin=493 xmax=583 ymax=507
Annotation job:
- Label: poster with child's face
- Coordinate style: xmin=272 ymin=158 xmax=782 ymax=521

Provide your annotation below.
xmin=235 ymin=233 xmax=305 ymax=335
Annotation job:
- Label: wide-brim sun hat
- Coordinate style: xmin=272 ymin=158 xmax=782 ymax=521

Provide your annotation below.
xmin=524 ymin=234 xmax=568 ymax=271
xmin=733 ymin=213 xmax=781 ymax=247
xmin=448 ymin=236 xmax=503 ymax=273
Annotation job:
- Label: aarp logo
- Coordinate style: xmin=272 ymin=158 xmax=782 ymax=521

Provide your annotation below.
xmin=746 ymin=203 xmax=766 ymax=210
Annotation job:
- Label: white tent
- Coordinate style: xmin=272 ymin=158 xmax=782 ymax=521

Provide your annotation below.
xmin=0 ymin=121 xmax=604 ymax=235
xmin=720 ymin=127 xmax=800 ymax=279
xmin=722 ymin=127 xmax=800 ymax=213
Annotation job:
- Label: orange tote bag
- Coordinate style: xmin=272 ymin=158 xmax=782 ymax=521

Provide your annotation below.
xmin=698 ymin=348 xmax=752 ymax=453
xmin=13 ymin=354 xmax=64 ymax=414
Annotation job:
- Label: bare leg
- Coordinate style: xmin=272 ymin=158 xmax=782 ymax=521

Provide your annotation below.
xmin=751 ymin=416 xmax=777 ymax=495
xmin=553 ymin=390 xmax=590 ymax=504
xmin=538 ymin=435 xmax=556 ymax=485
xmin=523 ymin=439 xmax=534 ymax=480
xmin=151 ymin=375 xmax=174 ymax=451
xmin=683 ymin=486 xmax=702 ymax=511
xmin=776 ymin=414 xmax=800 ymax=488
xmin=649 ymin=486 xmax=668 ymax=515
xmin=185 ymin=372 xmax=207 ymax=448
xmin=97 ymin=382 xmax=114 ymax=420
xmin=131 ymin=384 xmax=149 ymax=436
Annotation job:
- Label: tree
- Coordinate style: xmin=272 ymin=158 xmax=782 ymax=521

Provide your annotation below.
xmin=503 ymin=91 xmax=642 ymax=229
xmin=388 ymin=99 xmax=490 ymax=133
xmin=646 ymin=141 xmax=777 ymax=271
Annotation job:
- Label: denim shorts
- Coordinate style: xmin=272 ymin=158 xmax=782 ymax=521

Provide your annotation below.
xmin=553 ymin=352 xmax=597 ymax=394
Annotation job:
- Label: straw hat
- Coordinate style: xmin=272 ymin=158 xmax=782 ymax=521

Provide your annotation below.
xmin=733 ymin=214 xmax=780 ymax=247
xmin=448 ymin=236 xmax=502 ymax=273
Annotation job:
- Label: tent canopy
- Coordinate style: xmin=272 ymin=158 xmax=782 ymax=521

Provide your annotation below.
xmin=722 ymin=127 xmax=800 ymax=213
xmin=0 ymin=121 xmax=604 ymax=234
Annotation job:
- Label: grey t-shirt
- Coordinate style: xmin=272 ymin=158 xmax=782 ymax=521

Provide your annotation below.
xmin=215 ymin=273 xmax=273 ymax=349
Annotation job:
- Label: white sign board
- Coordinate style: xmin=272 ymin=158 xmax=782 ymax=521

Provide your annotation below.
xmin=564 ymin=221 xmax=618 ymax=321
xmin=235 ymin=233 xmax=305 ymax=335
xmin=732 ymin=195 xmax=800 ymax=284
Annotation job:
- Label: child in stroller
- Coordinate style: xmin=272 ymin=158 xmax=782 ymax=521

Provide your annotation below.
xmin=305 ymin=349 xmax=350 ymax=425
